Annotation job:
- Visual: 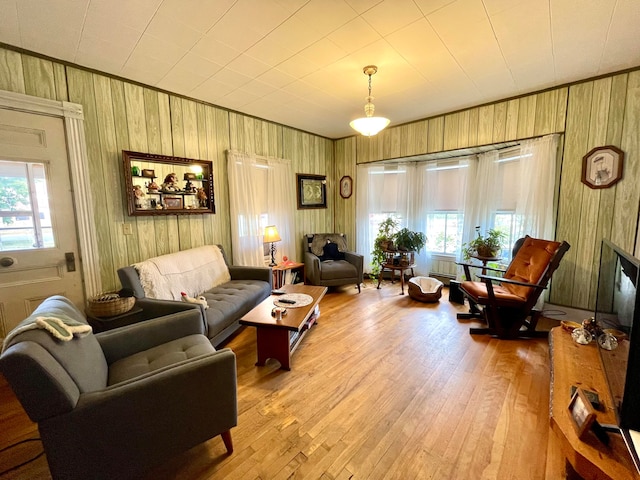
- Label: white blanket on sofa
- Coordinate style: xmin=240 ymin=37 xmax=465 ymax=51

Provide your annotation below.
xmin=133 ymin=245 xmax=231 ymax=301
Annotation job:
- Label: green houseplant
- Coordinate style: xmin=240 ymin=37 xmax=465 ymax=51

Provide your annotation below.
xmin=462 ymin=226 xmax=506 ymax=260
xmin=394 ymin=228 xmax=426 ymax=253
xmin=371 ymin=217 xmax=399 ymax=276
xmin=371 ymin=218 xmax=428 ymax=274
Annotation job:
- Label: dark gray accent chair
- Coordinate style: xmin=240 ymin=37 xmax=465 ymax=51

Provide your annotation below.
xmin=304 ymin=233 xmax=364 ymax=293
xmin=0 ymin=295 xmax=237 ymax=480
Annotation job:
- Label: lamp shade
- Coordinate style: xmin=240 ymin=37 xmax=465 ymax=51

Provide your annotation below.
xmin=263 ymin=225 xmax=281 ymax=243
xmin=350 ymin=116 xmax=390 ymax=137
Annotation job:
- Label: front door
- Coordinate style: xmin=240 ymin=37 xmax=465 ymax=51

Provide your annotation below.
xmin=0 ymin=108 xmax=84 ymax=337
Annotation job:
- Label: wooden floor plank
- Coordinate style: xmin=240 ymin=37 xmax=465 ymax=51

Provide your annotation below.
xmin=0 ymin=280 xmax=557 ymax=479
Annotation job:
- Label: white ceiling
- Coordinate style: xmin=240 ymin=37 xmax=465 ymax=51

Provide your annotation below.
xmin=1 ymin=0 xmax=640 ymax=139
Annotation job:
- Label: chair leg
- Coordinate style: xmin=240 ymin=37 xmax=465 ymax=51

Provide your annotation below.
xmin=357 ymin=283 xmax=361 ymax=293
xmin=221 ymin=430 xmax=233 ymax=454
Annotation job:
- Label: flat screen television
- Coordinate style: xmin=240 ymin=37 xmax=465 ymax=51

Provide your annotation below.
xmin=595 ymin=238 xmax=640 ymax=470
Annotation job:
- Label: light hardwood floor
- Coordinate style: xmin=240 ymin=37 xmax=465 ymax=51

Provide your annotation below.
xmin=0 ymin=280 xmax=557 ymax=479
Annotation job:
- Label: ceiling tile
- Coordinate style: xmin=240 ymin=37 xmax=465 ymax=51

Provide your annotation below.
xmin=88 ymin=0 xmax=163 ymax=31
xmin=328 ymin=17 xmax=381 ymax=53
xmin=293 ymin=0 xmax=358 ymax=35
xmin=0 ymin=1 xmax=20 ymax=46
xmin=361 ymin=0 xmax=424 ymax=36
xmin=226 ymin=54 xmax=272 ymax=78
xmin=145 ymin=12 xmax=203 ymax=50
xmin=155 ymin=0 xmax=235 ymax=34
xmin=191 ymin=35 xmax=242 ymax=66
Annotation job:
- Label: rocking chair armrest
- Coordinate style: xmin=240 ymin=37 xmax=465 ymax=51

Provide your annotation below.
xmin=476 ymin=273 xmax=547 ymax=289
xmin=455 ymin=261 xmax=506 ymax=273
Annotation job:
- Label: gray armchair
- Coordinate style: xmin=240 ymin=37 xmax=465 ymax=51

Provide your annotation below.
xmin=304 ymin=233 xmax=364 ymax=292
xmin=0 ymin=295 xmax=237 ymax=480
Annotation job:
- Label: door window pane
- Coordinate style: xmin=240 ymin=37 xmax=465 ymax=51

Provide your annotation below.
xmin=0 ymin=160 xmax=53 ymax=251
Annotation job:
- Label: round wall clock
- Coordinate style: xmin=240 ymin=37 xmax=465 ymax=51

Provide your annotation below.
xmin=581 ymin=145 xmax=624 ymax=189
xmin=340 ymin=175 xmax=353 ymax=199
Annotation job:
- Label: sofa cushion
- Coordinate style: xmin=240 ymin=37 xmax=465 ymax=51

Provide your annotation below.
xmin=133 ymin=245 xmax=231 ymax=301
xmin=201 ymin=280 xmax=272 ymax=337
xmin=319 ymin=260 xmax=358 ymax=280
xmin=108 ymin=334 xmax=214 ymax=385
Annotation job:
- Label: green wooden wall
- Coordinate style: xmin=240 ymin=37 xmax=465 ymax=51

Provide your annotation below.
xmin=0 ymin=47 xmax=333 ymax=292
xmin=334 ymin=71 xmax=640 ymax=310
xmin=2 ymin=44 xmax=639 ymax=309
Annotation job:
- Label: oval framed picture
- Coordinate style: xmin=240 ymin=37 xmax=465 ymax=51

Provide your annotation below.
xmin=340 ymin=175 xmax=353 ymax=199
xmin=581 ymin=145 xmax=624 ymax=189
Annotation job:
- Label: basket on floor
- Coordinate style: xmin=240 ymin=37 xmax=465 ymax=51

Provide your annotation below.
xmin=87 ymin=292 xmax=135 ymax=318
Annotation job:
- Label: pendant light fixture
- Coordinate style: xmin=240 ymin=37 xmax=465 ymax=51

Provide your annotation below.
xmin=349 ymin=65 xmax=390 ymax=136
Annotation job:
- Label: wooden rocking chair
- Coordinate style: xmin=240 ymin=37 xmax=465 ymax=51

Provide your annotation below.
xmin=457 ymin=236 xmax=570 ymax=339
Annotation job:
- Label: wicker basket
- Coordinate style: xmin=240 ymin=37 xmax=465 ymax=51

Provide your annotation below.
xmin=87 ymin=292 xmax=135 ymax=318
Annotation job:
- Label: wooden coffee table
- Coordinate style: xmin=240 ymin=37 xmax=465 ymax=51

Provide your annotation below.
xmin=239 ymin=284 xmax=327 ymax=370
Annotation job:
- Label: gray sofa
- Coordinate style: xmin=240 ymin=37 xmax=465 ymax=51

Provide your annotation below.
xmin=118 ymin=244 xmax=272 ymax=346
xmin=0 ymin=295 xmax=237 ymax=480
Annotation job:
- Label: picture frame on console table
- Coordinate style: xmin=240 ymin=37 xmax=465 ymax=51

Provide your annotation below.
xmin=569 ymin=387 xmax=597 ymax=439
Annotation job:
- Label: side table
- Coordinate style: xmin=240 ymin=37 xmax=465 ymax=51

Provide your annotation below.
xmin=377 ymin=262 xmax=416 ymax=295
xmin=86 ymin=305 xmax=144 ymax=333
xmin=272 ymin=262 xmax=305 ymax=289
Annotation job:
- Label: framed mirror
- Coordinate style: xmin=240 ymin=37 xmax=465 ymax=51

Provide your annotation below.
xmin=123 ymin=150 xmax=215 ymax=216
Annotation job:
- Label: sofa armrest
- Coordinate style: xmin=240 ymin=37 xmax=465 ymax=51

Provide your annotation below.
xmin=304 ymin=251 xmax=321 ymax=285
xmin=344 ymin=251 xmax=364 ymax=281
xmin=229 ymin=265 xmax=272 ymax=286
xmin=97 ymin=308 xmax=207 ymax=364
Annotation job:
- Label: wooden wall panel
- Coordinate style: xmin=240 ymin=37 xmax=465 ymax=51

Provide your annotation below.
xmin=550 ymin=82 xmax=592 ymax=305
xmin=615 ymin=71 xmax=640 ymax=256
xmin=0 ymin=49 xmax=25 ymax=93
xmin=22 ymin=56 xmax=57 ymax=100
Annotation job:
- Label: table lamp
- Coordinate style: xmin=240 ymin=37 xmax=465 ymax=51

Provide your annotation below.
xmin=263 ymin=225 xmax=281 ymax=266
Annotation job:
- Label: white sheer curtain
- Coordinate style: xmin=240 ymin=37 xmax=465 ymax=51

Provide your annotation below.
xmin=227 ymin=150 xmax=295 ymax=266
xmin=461 ymin=151 xmax=499 ymax=256
xmin=356 ymin=162 xmax=431 ymax=276
xmin=516 ymin=134 xmax=559 ymax=240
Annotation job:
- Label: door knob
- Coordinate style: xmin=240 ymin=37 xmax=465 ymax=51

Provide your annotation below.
xmin=0 ymin=257 xmax=14 ymax=267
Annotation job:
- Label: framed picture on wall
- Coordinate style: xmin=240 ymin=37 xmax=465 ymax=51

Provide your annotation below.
xmin=581 ymin=145 xmax=624 ymax=189
xmin=297 ymin=174 xmax=327 ymax=209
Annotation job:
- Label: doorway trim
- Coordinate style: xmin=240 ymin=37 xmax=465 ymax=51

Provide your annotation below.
xmin=0 ymin=89 xmax=102 ymax=298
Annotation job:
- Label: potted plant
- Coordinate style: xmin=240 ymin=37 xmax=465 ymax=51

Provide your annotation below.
xmin=393 ymin=228 xmax=427 ymax=266
xmin=371 ymin=217 xmax=399 ymax=276
xmin=393 ymin=228 xmax=426 ymax=253
xmin=462 ymin=226 xmax=506 ymax=260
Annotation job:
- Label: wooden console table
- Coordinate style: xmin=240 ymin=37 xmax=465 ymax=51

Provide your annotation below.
xmin=548 ymin=327 xmax=639 ymax=479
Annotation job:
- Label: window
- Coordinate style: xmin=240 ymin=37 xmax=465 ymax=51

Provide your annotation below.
xmin=423 ymin=159 xmax=469 ymax=256
xmin=426 ymin=212 xmax=463 ymax=254
xmin=494 ymin=211 xmax=523 ymax=259
xmin=0 ymin=160 xmax=53 ymax=251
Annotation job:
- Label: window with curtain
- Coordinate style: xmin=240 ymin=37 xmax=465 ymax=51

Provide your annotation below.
xmin=421 ymin=158 xmax=470 ymax=256
xmin=356 ymin=133 xmax=559 ymax=279
xmin=227 ymin=151 xmax=295 ymax=267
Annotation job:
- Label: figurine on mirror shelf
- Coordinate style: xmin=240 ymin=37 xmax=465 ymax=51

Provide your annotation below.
xmin=161 ymin=173 xmax=180 ymax=192
xmin=184 ymin=179 xmax=196 ymax=194
xmin=133 ymin=185 xmax=145 ymax=208
xmin=196 ymin=187 xmax=207 ymax=208
xmin=146 ymin=180 xmax=159 ymax=193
